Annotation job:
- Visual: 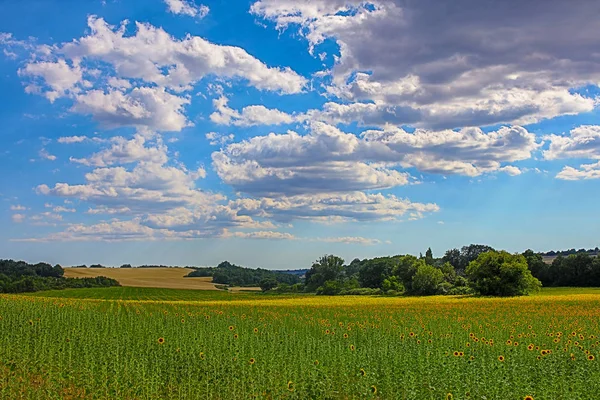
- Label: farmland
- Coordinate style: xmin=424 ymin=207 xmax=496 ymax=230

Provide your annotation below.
xmin=63 ymin=267 xmax=220 ymax=291
xmin=2 ymin=288 xmax=600 ymax=399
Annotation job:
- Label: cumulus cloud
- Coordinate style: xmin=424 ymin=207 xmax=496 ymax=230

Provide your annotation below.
xmin=34 ymin=132 xmax=279 ymax=240
xmin=544 ymin=125 xmax=600 ymax=160
xmin=164 ymin=0 xmax=209 ymax=18
xmin=10 ymin=205 xmax=26 ymax=211
xmin=556 ymin=161 xmax=600 ymax=181
xmin=213 ymin=122 xmax=538 ymax=196
xmin=70 ymin=133 xmax=168 ymax=167
xmin=59 ymin=16 xmax=306 ymax=94
xmin=210 ymin=96 xmax=297 ymax=126
xmin=71 ymin=87 xmax=191 ymax=131
xmin=252 ymin=0 xmax=600 ymax=129
xmin=230 ymin=192 xmax=439 ymax=223
xmin=18 ymin=59 xmax=83 ymax=102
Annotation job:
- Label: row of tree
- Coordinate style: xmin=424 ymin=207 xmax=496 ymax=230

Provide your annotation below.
xmin=0 ymin=259 xmax=120 ymax=293
xmin=186 ymin=261 xmax=302 ymax=287
xmin=298 ymin=247 xmax=542 ymax=297
xmin=523 ymin=251 xmax=600 ymax=287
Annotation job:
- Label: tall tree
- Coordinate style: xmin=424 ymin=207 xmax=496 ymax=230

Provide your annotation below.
xmin=305 ymin=255 xmax=345 ymax=292
xmin=425 ymin=247 xmax=434 ymax=266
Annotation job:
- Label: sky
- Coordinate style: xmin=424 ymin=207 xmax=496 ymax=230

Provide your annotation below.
xmin=1 ymin=0 xmax=600 ymax=269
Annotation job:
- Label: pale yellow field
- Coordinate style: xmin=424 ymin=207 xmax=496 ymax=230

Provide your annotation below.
xmin=63 ymin=267 xmax=262 ymax=291
xmin=64 ymin=267 xmax=221 ymax=290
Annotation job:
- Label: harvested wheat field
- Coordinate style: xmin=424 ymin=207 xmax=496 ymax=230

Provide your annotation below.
xmin=63 ymin=267 xmax=221 ymax=290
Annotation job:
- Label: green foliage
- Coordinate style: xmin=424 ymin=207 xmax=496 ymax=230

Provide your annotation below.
xmin=0 ymin=260 xmax=119 ymax=293
xmin=315 ymin=280 xmax=343 ymax=295
xmin=411 ymin=264 xmax=445 ymax=295
xmin=259 ymin=278 xmax=278 ymax=292
xmin=392 ymin=255 xmax=424 ymax=290
xmin=338 ymin=287 xmax=383 ymax=295
xmin=305 ymin=255 xmax=345 ymax=292
xmin=381 ymin=276 xmax=404 ymax=293
xmin=424 ymin=247 xmax=434 ymax=266
xmin=358 ymin=257 xmax=394 ymax=288
xmin=466 ymin=251 xmax=542 ymax=296
xmin=191 ymin=261 xmax=301 ymax=287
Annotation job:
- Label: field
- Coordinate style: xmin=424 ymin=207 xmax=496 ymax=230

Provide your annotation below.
xmin=63 ymin=267 xmax=220 ymax=290
xmin=2 ymin=289 xmax=600 ymax=399
xmin=62 ymin=267 xmax=261 ymax=292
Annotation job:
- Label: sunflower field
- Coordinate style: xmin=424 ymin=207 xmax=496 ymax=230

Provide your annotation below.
xmin=1 ymin=289 xmax=599 ymax=399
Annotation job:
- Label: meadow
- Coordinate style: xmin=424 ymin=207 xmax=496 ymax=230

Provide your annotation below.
xmin=1 ymin=288 xmax=600 ymax=399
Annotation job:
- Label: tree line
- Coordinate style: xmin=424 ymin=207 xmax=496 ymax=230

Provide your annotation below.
xmin=268 ymin=243 xmax=599 ymax=296
xmin=0 ymin=259 xmax=120 ymax=293
xmin=186 ymin=261 xmax=302 ymax=288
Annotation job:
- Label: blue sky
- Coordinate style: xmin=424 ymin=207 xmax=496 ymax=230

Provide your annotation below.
xmin=1 ymin=0 xmax=599 ymax=269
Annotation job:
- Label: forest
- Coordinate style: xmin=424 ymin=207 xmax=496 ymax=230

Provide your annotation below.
xmin=0 ymin=260 xmax=120 ymax=293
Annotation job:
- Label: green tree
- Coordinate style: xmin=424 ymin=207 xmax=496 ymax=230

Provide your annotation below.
xmin=442 ymin=248 xmax=461 ymax=270
xmin=316 ymin=280 xmax=342 ymax=295
xmin=358 ymin=258 xmax=394 ymax=288
xmin=466 ymin=251 xmax=541 ymax=296
xmin=411 ymin=264 xmax=445 ymax=295
xmin=382 ymin=276 xmax=404 ymax=293
xmin=259 ymin=278 xmax=278 ymax=292
xmin=392 ymin=255 xmax=424 ymax=290
xmin=424 ymin=247 xmax=434 ymax=266
xmin=305 ymin=255 xmax=345 ymax=292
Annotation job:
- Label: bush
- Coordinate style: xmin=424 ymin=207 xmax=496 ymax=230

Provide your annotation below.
xmin=316 ymin=280 xmax=343 ymax=295
xmin=447 ymin=286 xmax=476 ymax=295
xmin=466 ymin=251 xmax=542 ymax=296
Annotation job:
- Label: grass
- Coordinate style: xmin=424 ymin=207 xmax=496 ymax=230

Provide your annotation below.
xmin=2 ymin=287 xmax=600 ymax=399
xmin=21 ymin=286 xmax=264 ymax=301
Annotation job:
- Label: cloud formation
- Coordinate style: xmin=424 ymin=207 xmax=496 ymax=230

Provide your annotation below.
xmin=164 ymin=0 xmax=209 ymax=18
xmin=252 ymin=0 xmax=600 ymax=129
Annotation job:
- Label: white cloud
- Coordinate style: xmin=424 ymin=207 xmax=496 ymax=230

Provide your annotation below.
xmin=544 ymin=125 xmax=600 ymax=160
xmin=70 ymin=133 xmax=168 ymax=167
xmin=86 ymin=206 xmax=131 ymax=215
xmin=107 ymin=77 xmax=132 ymax=89
xmin=230 ymin=192 xmax=439 ymax=223
xmin=72 ymin=87 xmax=191 ymax=131
xmin=556 ymin=161 xmax=600 ymax=181
xmin=11 ymin=214 xmax=26 ymax=223
xmin=164 ymin=0 xmax=209 ymax=18
xmin=39 ymin=148 xmax=57 ymax=161
xmin=210 ymin=96 xmax=297 ymax=126
xmin=19 ymin=59 xmax=83 ymax=102
xmin=206 ymin=131 xmax=234 ymax=146
xmin=213 ymin=122 xmax=538 ymax=196
xmin=317 ymin=236 xmax=381 ymax=245
xmin=60 ymin=16 xmax=306 ymax=94
xmin=498 ymin=166 xmax=522 ymax=176
xmin=228 ymin=230 xmax=295 ymax=240
xmin=53 ymin=206 xmax=76 ymax=213
xmin=10 ymin=205 xmax=26 ymax=211
xmin=57 ymin=136 xmax=88 ymax=144
xmin=252 ymin=0 xmax=600 ymax=129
